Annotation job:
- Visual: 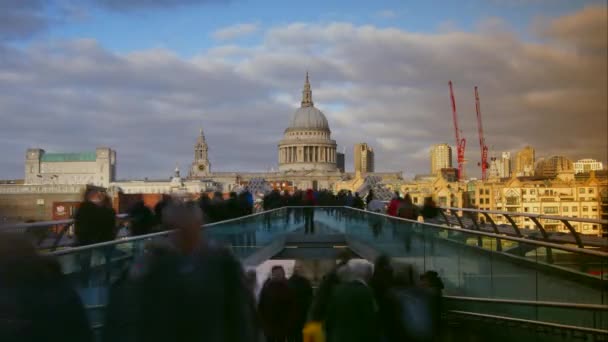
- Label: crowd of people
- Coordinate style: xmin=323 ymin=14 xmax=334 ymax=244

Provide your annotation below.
xmin=256 ymin=251 xmax=444 ymax=342
xmin=386 ymin=192 xmax=440 ymax=221
xmin=2 ymin=187 xmax=447 ymax=341
xmin=70 ymin=187 xmax=439 ymax=249
xmin=0 ymin=184 xmax=442 ymax=342
xmin=2 ymin=201 xmax=444 ymax=341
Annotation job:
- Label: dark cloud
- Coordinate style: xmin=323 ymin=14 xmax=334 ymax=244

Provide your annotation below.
xmin=536 ymin=5 xmax=608 ymax=54
xmin=95 ymin=0 xmax=231 ymax=11
xmin=0 ymin=0 xmax=231 ymax=42
xmin=0 ymin=0 xmax=48 ymax=41
xmin=0 ymin=6 xmax=606 ymax=180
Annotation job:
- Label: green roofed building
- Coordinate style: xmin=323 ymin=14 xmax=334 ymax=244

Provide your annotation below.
xmin=25 ymin=147 xmax=116 ymax=187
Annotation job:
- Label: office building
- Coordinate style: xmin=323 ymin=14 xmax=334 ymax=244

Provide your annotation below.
xmin=354 ymin=143 xmax=374 ymax=174
xmin=430 ymin=143 xmax=452 ymax=175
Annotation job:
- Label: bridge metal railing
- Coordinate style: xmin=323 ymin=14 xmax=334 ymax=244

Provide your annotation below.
xmin=443 ymin=295 xmax=608 ymax=333
xmin=84 ymin=297 xmax=608 ymax=338
xmin=0 ymin=214 xmax=130 ymax=251
xmin=437 ymin=206 xmax=607 ymax=250
xmin=22 ymin=206 xmax=604 ymax=336
xmin=376 ymin=201 xmax=607 ymax=249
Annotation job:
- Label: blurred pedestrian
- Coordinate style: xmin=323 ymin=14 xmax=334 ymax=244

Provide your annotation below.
xmin=309 ymin=250 xmax=352 ymax=324
xmin=0 ymin=233 xmax=92 ymax=342
xmin=387 ymin=192 xmax=401 ymax=217
xmin=370 ymin=255 xmax=395 ymax=341
xmin=366 ymin=189 xmax=375 ymax=208
xmin=390 ymin=265 xmax=441 ymax=342
xmin=128 ymin=201 xmax=155 ymax=236
xmin=325 ymin=260 xmax=379 ymax=342
xmin=420 ymin=197 xmax=439 ymax=220
xmin=397 ymin=194 xmax=418 ymax=220
xmin=226 ymin=192 xmax=239 ymax=219
xmin=352 ymin=192 xmax=365 ymax=210
xmin=288 ymin=265 xmax=313 ymax=342
xmin=127 ymin=201 xmax=259 ymax=342
xmin=303 ymin=189 xmax=316 ymax=234
xmin=241 ymin=187 xmax=254 ymax=215
xmin=258 ymin=266 xmax=296 ymax=342
xmin=74 ymin=188 xmax=116 ymax=285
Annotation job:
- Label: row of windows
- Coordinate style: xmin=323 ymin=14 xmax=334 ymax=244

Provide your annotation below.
xmin=521 ymin=206 xmax=598 ymax=213
xmin=521 ymin=225 xmax=599 ymax=231
xmin=288 ymin=131 xmax=327 ymax=137
xmin=519 ymin=188 xmax=596 ymax=195
xmin=480 ymin=198 xmax=490 ymax=204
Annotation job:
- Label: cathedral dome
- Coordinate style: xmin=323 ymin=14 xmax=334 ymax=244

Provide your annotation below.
xmin=285 ymin=72 xmax=330 ymax=132
xmin=287 ymin=106 xmax=329 ymax=131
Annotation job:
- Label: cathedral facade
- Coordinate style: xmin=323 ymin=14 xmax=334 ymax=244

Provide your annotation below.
xmin=111 ymin=73 xmax=400 ymax=195
xmin=186 ymin=73 xmax=344 ymax=191
xmin=278 ymin=73 xmax=338 ymax=172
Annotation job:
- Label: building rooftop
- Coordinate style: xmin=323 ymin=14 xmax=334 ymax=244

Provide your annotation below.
xmin=41 ymin=152 xmax=97 ymax=162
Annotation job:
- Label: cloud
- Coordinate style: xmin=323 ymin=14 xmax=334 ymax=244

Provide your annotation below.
xmin=536 ymin=4 xmax=608 ymax=53
xmin=212 ymin=23 xmax=259 ymax=40
xmin=375 ymin=10 xmax=398 ymax=19
xmin=94 ymin=0 xmax=230 ymax=12
xmin=0 ymin=0 xmax=48 ymax=41
xmin=0 ymin=6 xmax=606 ymax=179
xmin=0 ymin=0 xmax=231 ymax=41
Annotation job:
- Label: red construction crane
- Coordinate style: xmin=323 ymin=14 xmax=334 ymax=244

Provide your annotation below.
xmin=449 ymin=81 xmax=466 ymax=181
xmin=475 ymin=86 xmax=489 ymax=180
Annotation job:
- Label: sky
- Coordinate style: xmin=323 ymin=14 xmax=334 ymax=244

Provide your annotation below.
xmin=0 ymin=0 xmax=606 ymax=180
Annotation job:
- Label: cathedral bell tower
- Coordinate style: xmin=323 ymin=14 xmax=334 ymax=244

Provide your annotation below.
xmin=189 ymin=128 xmax=211 ymax=178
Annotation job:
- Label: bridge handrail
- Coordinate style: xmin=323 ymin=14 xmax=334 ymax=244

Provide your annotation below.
xmin=84 ymin=297 xmax=608 ymax=331
xmin=438 ymin=206 xmax=606 ymax=250
xmin=40 ymin=206 xmax=608 ymax=258
xmin=0 ymin=213 xmax=130 ymax=231
xmin=346 ymin=206 xmax=608 ymax=258
xmin=442 ymin=206 xmax=608 ymax=225
xmin=444 ymin=295 xmax=608 ymax=311
xmin=447 ymin=310 xmax=608 ymax=335
xmin=45 ymin=206 xmax=290 ymax=256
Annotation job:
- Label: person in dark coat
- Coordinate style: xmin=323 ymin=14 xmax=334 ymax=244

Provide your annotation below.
xmin=128 ymin=201 xmax=155 ymax=236
xmin=258 ymin=266 xmax=296 ymax=342
xmin=352 ymin=192 xmax=365 ymax=210
xmin=241 ymin=187 xmax=254 ymax=215
xmin=126 ymin=201 xmax=259 ymax=342
xmin=287 ymin=266 xmax=313 ymax=342
xmin=74 ymin=189 xmax=116 ymax=245
xmin=303 ymin=189 xmax=316 ymax=234
xmin=420 ymin=197 xmax=440 ymax=220
xmin=397 ymin=194 xmax=418 ymax=220
xmin=154 ymin=198 xmax=170 ymax=229
xmin=226 ymin=192 xmax=240 ymax=219
xmin=102 ymin=267 xmax=137 ymax=342
xmin=366 ymin=189 xmax=375 ymax=208
xmin=74 ymin=189 xmax=117 ymax=285
xmin=390 ymin=265 xmax=441 ymax=342
xmin=0 ymin=233 xmax=92 ymax=342
xmin=370 ymin=255 xmax=396 ymax=341
xmin=325 ymin=260 xmax=379 ymax=342
xmin=309 ymin=250 xmax=352 ymax=323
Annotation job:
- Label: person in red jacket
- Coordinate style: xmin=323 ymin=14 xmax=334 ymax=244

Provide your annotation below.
xmin=387 ymin=192 xmax=401 ymax=217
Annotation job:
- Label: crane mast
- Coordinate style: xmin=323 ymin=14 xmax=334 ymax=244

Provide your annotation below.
xmin=475 ymin=86 xmax=489 ymax=180
xmin=449 ymin=81 xmax=466 ymax=181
